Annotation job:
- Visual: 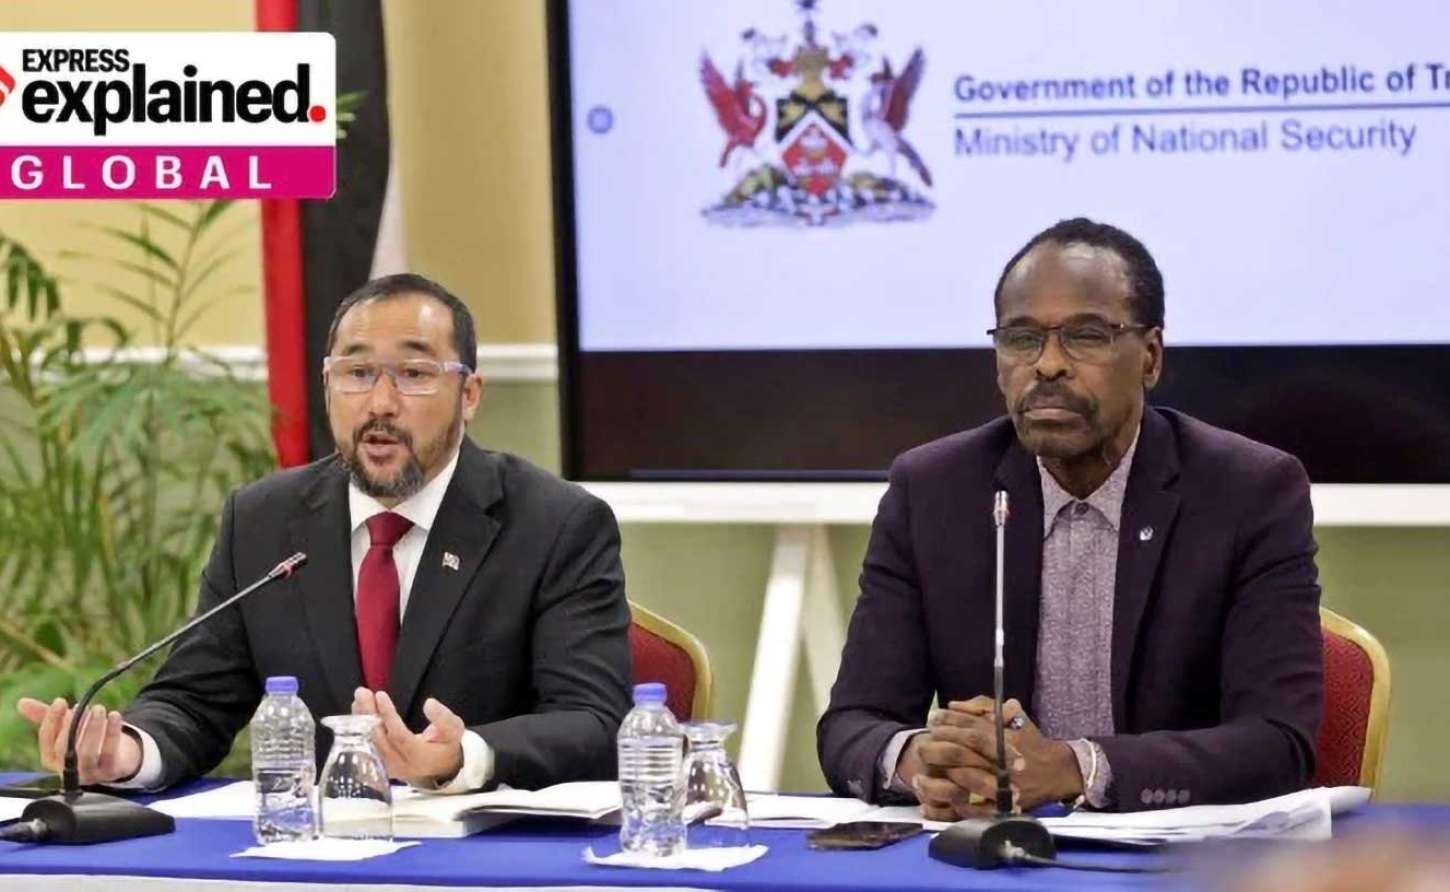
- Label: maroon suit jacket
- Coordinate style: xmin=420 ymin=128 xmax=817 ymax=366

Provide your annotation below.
xmin=817 ymin=407 xmax=1323 ymax=811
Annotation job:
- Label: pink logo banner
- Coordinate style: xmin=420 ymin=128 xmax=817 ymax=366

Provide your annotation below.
xmin=0 ymin=146 xmax=335 ymax=198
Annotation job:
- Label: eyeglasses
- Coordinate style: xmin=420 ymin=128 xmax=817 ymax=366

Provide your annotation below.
xmin=323 ymin=357 xmax=473 ymax=396
xmin=986 ymin=322 xmax=1151 ymax=365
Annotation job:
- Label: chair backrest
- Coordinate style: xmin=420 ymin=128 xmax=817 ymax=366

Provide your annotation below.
xmin=1313 ymin=607 xmax=1391 ymax=791
xmin=628 ymin=601 xmax=714 ymax=722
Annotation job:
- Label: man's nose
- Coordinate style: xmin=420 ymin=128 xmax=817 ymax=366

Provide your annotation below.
xmin=365 ymin=371 xmax=402 ymax=414
xmin=1033 ymin=330 xmax=1073 ymax=380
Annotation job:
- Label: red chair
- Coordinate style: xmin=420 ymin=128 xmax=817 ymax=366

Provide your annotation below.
xmin=1312 ymin=608 xmax=1391 ymax=792
xmin=629 ymin=602 xmax=714 ymax=721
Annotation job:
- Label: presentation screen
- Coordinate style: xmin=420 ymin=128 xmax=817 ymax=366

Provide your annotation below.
xmin=550 ymin=0 xmax=1450 ymax=481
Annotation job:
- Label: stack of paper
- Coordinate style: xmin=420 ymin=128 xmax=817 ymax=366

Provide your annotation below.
xmin=712 ymin=795 xmax=962 ymax=831
xmin=710 ymin=794 xmax=950 ymax=830
xmin=715 ymin=787 xmax=1369 ymax=847
xmin=151 ymin=781 xmax=254 ymax=819
xmin=724 ymin=794 xmax=876 ymax=829
xmin=1039 ymin=787 xmax=1370 ymax=847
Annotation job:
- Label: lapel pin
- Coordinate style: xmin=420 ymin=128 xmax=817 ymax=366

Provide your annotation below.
xmin=1139 ymin=526 xmax=1155 ymax=542
xmin=442 ymin=552 xmax=460 ymax=571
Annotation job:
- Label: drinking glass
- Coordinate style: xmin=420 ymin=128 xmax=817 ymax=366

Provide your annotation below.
xmin=682 ymin=721 xmax=749 ymax=849
xmin=318 ymin=714 xmax=393 ymax=840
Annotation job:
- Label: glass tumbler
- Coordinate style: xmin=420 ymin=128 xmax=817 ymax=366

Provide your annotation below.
xmin=682 ymin=721 xmax=749 ymax=849
xmin=318 ymin=714 xmax=393 ymax=840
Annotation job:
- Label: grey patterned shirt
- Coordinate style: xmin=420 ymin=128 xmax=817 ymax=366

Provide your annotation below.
xmin=1035 ymin=430 xmax=1139 ymax=807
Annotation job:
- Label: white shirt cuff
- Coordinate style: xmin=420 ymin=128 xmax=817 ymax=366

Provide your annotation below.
xmin=879 ymin=728 xmax=927 ymax=796
xmin=1066 ymin=738 xmax=1114 ymax=809
xmin=419 ymin=730 xmax=494 ymax=794
xmin=106 ymin=723 xmax=166 ymax=791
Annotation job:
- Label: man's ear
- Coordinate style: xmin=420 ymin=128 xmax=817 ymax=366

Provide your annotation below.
xmin=461 ymin=374 xmax=485 ymax=423
xmin=1142 ymin=328 xmax=1164 ymax=391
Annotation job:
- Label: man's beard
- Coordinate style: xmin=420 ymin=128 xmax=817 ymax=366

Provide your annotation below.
xmin=340 ymin=404 xmax=461 ymax=501
xmin=1012 ymin=382 xmax=1101 ymax=459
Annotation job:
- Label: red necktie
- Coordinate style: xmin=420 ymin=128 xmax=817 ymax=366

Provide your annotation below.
xmin=356 ymin=512 xmax=414 ymax=692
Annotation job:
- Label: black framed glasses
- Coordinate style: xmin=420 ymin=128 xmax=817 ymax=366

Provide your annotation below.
xmin=323 ymin=358 xmax=473 ymax=395
xmin=986 ymin=322 xmax=1151 ymax=365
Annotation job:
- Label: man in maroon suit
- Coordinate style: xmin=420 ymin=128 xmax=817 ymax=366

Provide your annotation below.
xmin=818 ymin=218 xmax=1323 ymax=816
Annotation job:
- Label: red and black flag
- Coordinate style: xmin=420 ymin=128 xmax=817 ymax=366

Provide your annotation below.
xmin=256 ymin=0 xmax=405 ymax=465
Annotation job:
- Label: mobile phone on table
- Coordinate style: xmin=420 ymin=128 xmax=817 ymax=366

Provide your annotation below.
xmin=0 ymin=775 xmax=63 ymax=799
xmin=807 ymin=821 xmax=924 ymax=850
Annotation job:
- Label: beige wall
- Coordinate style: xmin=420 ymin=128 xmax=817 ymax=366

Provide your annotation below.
xmin=383 ymin=0 xmax=558 ymax=344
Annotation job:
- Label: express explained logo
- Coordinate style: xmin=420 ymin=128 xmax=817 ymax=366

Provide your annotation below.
xmin=0 ymin=35 xmax=336 ymax=199
xmin=700 ymin=0 xmax=932 ymax=228
xmin=11 ymin=48 xmax=324 ymax=136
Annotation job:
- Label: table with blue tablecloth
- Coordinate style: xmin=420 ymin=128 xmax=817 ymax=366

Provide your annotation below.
xmin=2 ymin=776 xmax=1447 ymax=892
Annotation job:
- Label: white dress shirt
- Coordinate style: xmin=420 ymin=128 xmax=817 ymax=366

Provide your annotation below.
xmin=121 ymin=446 xmax=492 ymax=793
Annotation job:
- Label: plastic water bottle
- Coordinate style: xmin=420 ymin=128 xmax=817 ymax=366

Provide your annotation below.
xmin=617 ymin=682 xmax=686 ymax=857
xmin=251 ymin=675 xmax=316 ymax=843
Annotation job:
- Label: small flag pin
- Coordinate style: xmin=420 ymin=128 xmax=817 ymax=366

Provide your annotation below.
xmin=442 ymin=552 xmax=460 ymax=571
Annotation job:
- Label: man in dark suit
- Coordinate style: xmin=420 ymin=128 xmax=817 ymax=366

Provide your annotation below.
xmin=19 ymin=274 xmax=632 ymax=792
xmin=818 ymin=219 xmax=1323 ymax=815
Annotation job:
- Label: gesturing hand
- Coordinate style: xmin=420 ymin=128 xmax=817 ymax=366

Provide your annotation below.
xmin=16 ymin=697 xmax=142 ymax=787
xmin=351 ymin=688 xmax=465 ymax=788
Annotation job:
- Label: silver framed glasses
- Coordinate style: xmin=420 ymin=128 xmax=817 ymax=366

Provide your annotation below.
xmin=323 ymin=357 xmax=473 ymax=396
xmin=986 ymin=322 xmax=1150 ymax=365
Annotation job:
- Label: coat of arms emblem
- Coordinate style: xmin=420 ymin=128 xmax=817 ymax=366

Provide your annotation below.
xmin=700 ymin=0 xmax=933 ymax=228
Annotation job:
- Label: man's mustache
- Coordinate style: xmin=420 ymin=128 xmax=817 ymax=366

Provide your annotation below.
xmin=1016 ymin=386 xmax=1094 ymax=417
xmin=353 ymin=420 xmax=415 ymax=450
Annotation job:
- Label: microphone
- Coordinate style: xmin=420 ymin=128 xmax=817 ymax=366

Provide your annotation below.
xmin=928 ymin=492 xmax=1057 ymax=869
xmin=4 ymin=553 xmax=308 ymax=845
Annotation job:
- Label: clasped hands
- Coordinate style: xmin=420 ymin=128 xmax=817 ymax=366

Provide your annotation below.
xmin=897 ymin=696 xmax=1084 ymax=822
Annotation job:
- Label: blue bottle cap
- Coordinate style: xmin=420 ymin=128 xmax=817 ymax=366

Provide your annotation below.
xmin=632 ymin=682 xmax=667 ymax=705
xmin=265 ymin=676 xmax=299 ymax=694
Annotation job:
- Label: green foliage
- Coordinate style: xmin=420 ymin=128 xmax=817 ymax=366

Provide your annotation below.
xmin=336 ymin=91 xmax=364 ymax=140
xmin=0 ymin=201 xmax=275 ymax=776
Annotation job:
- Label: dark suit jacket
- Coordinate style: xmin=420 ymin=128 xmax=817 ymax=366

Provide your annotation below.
xmin=818 ymin=407 xmax=1323 ymax=811
xmin=125 ymin=438 xmax=633 ymax=790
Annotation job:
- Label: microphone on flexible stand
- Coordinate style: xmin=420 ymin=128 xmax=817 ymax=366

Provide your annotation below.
xmin=1 ymin=553 xmax=308 ymax=845
xmin=928 ymin=492 xmax=1057 ymax=869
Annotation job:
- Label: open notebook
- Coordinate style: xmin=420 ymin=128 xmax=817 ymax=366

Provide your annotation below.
xmin=388 ymin=782 xmax=620 ymax=838
xmin=150 ymin=780 xmax=621 ymax=839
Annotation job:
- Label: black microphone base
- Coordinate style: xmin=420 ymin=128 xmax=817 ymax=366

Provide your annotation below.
xmin=929 ymin=814 xmax=1057 ymax=869
xmin=21 ymin=791 xmax=175 ymax=844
